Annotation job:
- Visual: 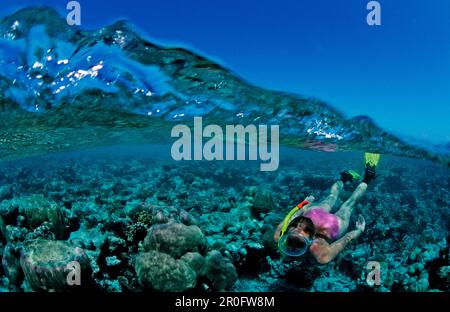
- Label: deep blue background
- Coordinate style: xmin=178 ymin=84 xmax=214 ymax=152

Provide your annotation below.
xmin=1 ymin=0 xmax=449 ymax=143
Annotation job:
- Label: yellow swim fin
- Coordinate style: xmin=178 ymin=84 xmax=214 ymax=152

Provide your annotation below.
xmin=364 ymin=152 xmax=381 ymax=168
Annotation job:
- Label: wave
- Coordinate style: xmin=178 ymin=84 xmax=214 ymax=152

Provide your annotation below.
xmin=0 ymin=6 xmax=448 ymax=167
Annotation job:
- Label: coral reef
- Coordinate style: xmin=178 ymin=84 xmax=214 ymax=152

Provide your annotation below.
xmin=0 ymin=6 xmax=448 ymax=294
xmin=0 ymin=147 xmax=448 ymax=292
xmin=143 ymin=223 xmax=206 ymax=258
xmin=0 ymin=216 xmax=6 ymax=242
xmin=20 ymin=239 xmax=91 ymax=291
xmin=203 ymin=250 xmax=238 ymax=291
xmin=2 ymin=243 xmax=23 ymax=287
xmin=250 ymin=187 xmax=274 ymax=218
xmin=135 ymin=251 xmax=197 ymax=292
xmin=1 ymin=195 xmax=66 ymax=239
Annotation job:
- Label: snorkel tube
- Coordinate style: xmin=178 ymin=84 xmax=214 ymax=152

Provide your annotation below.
xmin=278 ymin=200 xmax=310 ymax=257
xmin=279 ymin=200 xmax=310 ymax=238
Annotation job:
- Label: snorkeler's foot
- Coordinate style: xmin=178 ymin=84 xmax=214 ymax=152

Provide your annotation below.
xmin=362 ymin=164 xmax=377 ymax=184
xmin=362 ymin=152 xmax=380 ymax=184
xmin=340 ymin=170 xmax=361 ymax=183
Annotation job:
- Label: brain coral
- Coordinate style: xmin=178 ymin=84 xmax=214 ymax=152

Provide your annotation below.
xmin=20 ymin=239 xmax=91 ymax=291
xmin=143 ymin=223 xmax=206 ymax=258
xmin=204 ymin=250 xmax=238 ymax=291
xmin=135 ymin=250 xmax=196 ymax=292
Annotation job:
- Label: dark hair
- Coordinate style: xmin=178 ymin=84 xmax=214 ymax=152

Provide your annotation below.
xmin=287 ymin=216 xmax=316 ymax=236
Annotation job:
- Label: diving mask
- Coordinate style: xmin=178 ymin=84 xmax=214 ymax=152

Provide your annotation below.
xmin=278 ymin=231 xmax=312 ymax=257
xmin=277 ymin=199 xmax=311 ymax=258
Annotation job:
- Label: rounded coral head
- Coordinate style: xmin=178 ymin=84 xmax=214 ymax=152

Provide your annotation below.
xmin=20 ymin=239 xmax=91 ymax=291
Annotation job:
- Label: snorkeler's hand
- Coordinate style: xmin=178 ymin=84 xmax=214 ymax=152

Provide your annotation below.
xmin=355 ymin=214 xmax=365 ymax=233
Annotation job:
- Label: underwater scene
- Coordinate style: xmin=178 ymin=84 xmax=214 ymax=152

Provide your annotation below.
xmin=0 ymin=2 xmax=449 ymax=294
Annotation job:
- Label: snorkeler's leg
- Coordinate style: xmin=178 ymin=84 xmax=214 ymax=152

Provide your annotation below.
xmin=316 ymin=180 xmax=344 ymax=212
xmin=335 ymin=182 xmax=367 ymax=234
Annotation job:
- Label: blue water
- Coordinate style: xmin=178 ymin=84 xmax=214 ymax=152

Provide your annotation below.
xmin=0 ymin=6 xmax=448 ymax=165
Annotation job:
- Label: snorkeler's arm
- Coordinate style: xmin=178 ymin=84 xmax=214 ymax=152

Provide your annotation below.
xmin=310 ymin=230 xmax=362 ymax=264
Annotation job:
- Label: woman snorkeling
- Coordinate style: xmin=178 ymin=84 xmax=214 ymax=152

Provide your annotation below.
xmin=274 ymin=153 xmax=380 ymax=264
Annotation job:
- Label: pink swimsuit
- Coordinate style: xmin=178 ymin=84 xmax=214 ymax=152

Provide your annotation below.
xmin=303 ymin=208 xmax=340 ymax=240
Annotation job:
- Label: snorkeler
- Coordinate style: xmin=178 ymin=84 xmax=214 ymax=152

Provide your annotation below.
xmin=274 ymin=153 xmax=380 ymax=264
